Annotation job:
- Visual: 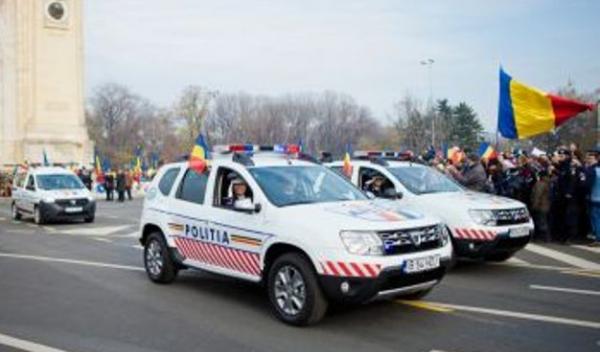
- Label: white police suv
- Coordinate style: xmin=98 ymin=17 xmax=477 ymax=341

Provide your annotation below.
xmin=11 ymin=166 xmax=96 ymax=224
xmin=327 ymin=152 xmax=534 ymax=262
xmin=139 ymin=144 xmax=452 ymax=325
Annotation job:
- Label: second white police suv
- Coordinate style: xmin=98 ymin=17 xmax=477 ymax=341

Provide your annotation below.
xmin=327 ymin=151 xmax=534 ymax=262
xmin=139 ymin=144 xmax=452 ymax=326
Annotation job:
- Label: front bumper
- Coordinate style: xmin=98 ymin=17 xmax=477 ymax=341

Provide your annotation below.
xmin=38 ymin=201 xmax=96 ymax=221
xmin=319 ymin=258 xmax=450 ymax=303
xmin=452 ymin=225 xmax=533 ymax=258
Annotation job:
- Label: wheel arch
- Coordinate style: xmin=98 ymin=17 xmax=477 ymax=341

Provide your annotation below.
xmin=262 ymin=241 xmax=320 ymax=281
xmin=140 ymin=223 xmax=166 ymax=245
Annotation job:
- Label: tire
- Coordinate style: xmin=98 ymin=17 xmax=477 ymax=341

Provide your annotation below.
xmin=144 ymin=232 xmax=178 ymax=284
xmin=84 ymin=214 xmax=95 ymax=223
xmin=11 ymin=203 xmax=21 ymax=220
xmin=484 ymin=252 xmax=514 ymax=262
xmin=33 ymin=206 xmax=45 ymax=225
xmin=267 ymin=252 xmax=328 ymax=326
xmin=397 ymin=287 xmax=433 ymax=300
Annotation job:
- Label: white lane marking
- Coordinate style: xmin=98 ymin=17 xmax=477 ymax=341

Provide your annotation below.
xmin=131 ymin=245 xmax=143 ymax=250
xmin=506 ymin=257 xmax=529 ymax=265
xmin=424 ymin=301 xmax=600 ymax=329
xmin=92 ymin=237 xmax=112 ymax=243
xmin=572 ymin=245 xmax=600 ymax=255
xmin=58 ymin=225 xmax=132 ymax=237
xmin=0 ymin=253 xmax=143 ymax=271
xmin=525 ymin=243 xmax=600 ymax=270
xmin=530 ymin=285 xmax=600 ymax=297
xmin=0 ymin=331 xmax=71 ymax=352
xmin=0 ymin=217 xmax=6 ymax=221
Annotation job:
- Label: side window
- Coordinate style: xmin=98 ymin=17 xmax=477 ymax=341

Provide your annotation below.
xmin=158 ymin=168 xmax=180 ymax=196
xmin=26 ymin=175 xmax=35 ymax=190
xmin=359 ymin=167 xmax=395 ymax=198
xmin=176 ymin=169 xmax=209 ymax=204
xmin=213 ymin=167 xmax=254 ymax=209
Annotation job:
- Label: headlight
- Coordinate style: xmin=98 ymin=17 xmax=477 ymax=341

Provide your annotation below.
xmin=339 ymin=231 xmax=383 ymax=256
xmin=469 ymin=209 xmax=496 ymax=226
xmin=87 ymin=195 xmax=95 ymax=202
xmin=438 ymin=224 xmax=450 ymax=246
xmin=42 ymin=197 xmax=55 ymax=203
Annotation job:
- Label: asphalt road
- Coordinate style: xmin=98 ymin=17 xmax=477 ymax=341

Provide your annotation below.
xmin=0 ymin=198 xmax=599 ymax=352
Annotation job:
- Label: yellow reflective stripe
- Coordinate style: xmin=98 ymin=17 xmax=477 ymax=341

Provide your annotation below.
xmin=510 ymin=79 xmax=555 ymax=138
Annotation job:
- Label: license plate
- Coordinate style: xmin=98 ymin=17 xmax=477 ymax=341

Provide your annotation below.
xmin=509 ymin=227 xmax=530 ymax=238
xmin=404 ymin=254 xmax=440 ymax=274
xmin=65 ymin=207 xmax=83 ymax=213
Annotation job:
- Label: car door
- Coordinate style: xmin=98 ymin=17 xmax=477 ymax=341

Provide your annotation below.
xmin=166 ymin=167 xmax=211 ymax=268
xmin=202 ymin=166 xmax=268 ymax=278
xmin=23 ymin=174 xmax=37 ymax=213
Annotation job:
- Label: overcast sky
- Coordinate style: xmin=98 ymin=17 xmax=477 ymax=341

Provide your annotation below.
xmin=84 ymin=0 xmax=600 ymax=131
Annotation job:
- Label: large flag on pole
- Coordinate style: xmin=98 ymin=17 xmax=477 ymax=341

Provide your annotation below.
xmin=189 ymin=134 xmax=210 ymax=173
xmin=498 ymin=68 xmax=594 ymax=139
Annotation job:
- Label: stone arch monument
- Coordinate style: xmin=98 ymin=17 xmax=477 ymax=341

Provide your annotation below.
xmin=0 ymin=0 xmax=92 ymax=166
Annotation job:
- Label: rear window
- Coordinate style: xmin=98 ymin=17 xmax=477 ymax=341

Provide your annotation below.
xmin=158 ymin=168 xmax=180 ymax=196
xmin=176 ymin=169 xmax=209 ymax=204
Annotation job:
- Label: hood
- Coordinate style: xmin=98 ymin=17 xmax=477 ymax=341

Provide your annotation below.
xmin=275 ymin=199 xmax=440 ymax=232
xmin=41 ymin=188 xmax=91 ymax=200
xmin=415 ymin=190 xmax=524 ymax=210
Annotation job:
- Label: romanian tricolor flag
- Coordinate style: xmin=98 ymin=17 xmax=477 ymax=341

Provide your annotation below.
xmin=498 ymin=68 xmax=594 ymax=139
xmin=447 ymin=146 xmax=464 ymax=165
xmin=94 ymin=148 xmax=103 ymax=175
xmin=342 ymin=144 xmax=352 ymax=178
xmin=478 ymin=142 xmax=497 ymax=161
xmin=189 ymin=134 xmax=210 ymax=173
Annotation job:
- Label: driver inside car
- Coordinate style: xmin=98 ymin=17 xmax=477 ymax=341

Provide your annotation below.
xmin=364 ymin=175 xmax=388 ymax=197
xmin=223 ymin=177 xmax=250 ymax=208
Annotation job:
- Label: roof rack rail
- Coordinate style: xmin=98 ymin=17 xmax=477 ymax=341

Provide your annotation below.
xmin=232 ymin=153 xmax=255 ymax=167
xmin=298 ymin=153 xmax=321 ymax=164
xmin=369 ymin=157 xmax=389 ymax=167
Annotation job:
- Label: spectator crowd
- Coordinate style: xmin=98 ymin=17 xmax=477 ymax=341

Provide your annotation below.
xmin=432 ymin=142 xmax=600 ymax=247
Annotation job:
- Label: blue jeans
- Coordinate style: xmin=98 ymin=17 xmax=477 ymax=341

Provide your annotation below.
xmin=590 ymin=203 xmax=600 ymax=241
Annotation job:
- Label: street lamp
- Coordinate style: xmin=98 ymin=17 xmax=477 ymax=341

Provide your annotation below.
xmin=420 ymin=58 xmax=435 ymax=146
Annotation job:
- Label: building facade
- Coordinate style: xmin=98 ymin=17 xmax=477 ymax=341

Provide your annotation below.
xmin=0 ymin=0 xmax=91 ymax=166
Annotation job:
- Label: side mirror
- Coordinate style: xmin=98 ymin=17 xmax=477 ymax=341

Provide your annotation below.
xmin=234 ymin=198 xmax=261 ymax=213
xmin=26 ymin=185 xmax=35 ymax=191
xmin=396 ymin=191 xmax=403 ymax=200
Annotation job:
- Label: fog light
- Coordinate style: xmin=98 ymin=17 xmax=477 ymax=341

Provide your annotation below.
xmin=340 ymin=281 xmax=350 ymax=294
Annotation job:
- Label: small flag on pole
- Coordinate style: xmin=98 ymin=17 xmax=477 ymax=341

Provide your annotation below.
xmin=43 ymin=149 xmax=50 ymax=166
xmin=189 ymin=134 xmax=210 ymax=173
xmin=342 ymin=144 xmax=353 ymax=178
xmin=478 ymin=142 xmax=497 ymax=161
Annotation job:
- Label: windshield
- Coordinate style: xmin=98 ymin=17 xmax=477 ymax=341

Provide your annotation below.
xmin=388 ymin=166 xmax=462 ymax=195
xmin=249 ymin=166 xmax=367 ymax=207
xmin=36 ymin=174 xmax=85 ymax=190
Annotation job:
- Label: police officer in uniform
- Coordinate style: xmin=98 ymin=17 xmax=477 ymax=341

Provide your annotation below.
xmin=223 ymin=177 xmax=249 ymax=208
xmin=364 ymin=175 xmax=386 ymax=197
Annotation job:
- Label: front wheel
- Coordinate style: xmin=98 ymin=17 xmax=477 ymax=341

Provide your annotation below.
xmin=144 ymin=232 xmax=178 ymax=284
xmin=11 ymin=203 xmax=21 ymax=220
xmin=267 ymin=253 xmax=328 ymax=326
xmin=84 ymin=214 xmax=95 ymax=223
xmin=33 ymin=206 xmax=45 ymax=225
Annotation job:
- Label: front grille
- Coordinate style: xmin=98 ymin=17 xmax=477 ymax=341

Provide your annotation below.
xmin=378 ymin=225 xmax=442 ymax=255
xmin=55 ymin=198 xmax=89 ymax=207
xmin=493 ymin=208 xmax=529 ymax=225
